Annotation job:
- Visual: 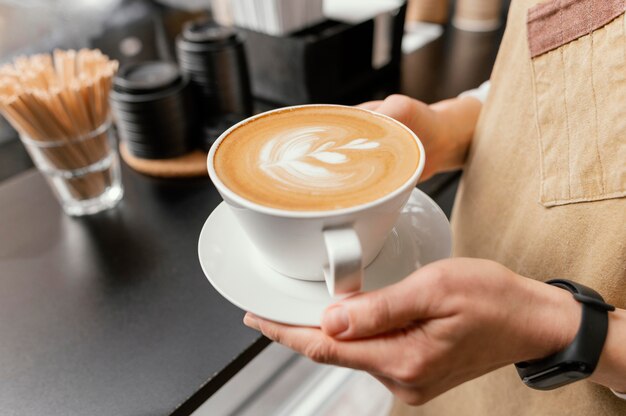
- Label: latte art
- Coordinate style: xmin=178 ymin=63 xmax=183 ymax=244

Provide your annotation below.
xmin=214 ymin=106 xmax=420 ymax=211
xmin=259 ymin=126 xmax=380 ymax=191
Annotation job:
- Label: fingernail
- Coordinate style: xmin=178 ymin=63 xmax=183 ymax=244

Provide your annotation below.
xmin=244 ymin=314 xmax=260 ymax=331
xmin=322 ymin=306 xmax=349 ymax=336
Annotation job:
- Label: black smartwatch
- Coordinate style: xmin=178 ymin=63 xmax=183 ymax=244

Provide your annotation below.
xmin=515 ymin=279 xmax=615 ymax=390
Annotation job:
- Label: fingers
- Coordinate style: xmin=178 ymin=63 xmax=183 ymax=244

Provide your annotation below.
xmin=244 ymin=313 xmax=438 ymax=406
xmin=357 ymin=95 xmax=432 ymax=140
xmin=243 ymin=313 xmax=261 ymax=330
xmin=370 ymin=94 xmax=420 ymax=127
xmin=320 ymin=281 xmax=421 ymax=339
xmin=321 ymin=264 xmax=445 ymax=340
xmin=243 ymin=313 xmax=407 ymax=376
xmin=356 ymin=100 xmax=383 ymax=110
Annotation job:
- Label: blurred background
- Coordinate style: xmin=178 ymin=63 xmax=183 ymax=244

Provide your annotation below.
xmin=0 ymin=0 xmax=510 ymax=182
xmin=0 ymin=2 xmax=512 ymax=414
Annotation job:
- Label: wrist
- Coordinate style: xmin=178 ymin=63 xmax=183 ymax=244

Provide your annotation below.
xmin=429 ymin=96 xmax=481 ymax=172
xmin=589 ymin=308 xmax=626 ymax=392
xmin=514 ymin=277 xmax=582 ymax=363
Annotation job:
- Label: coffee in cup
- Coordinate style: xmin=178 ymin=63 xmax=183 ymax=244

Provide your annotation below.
xmin=208 ymin=105 xmax=424 ymax=296
xmin=214 ymin=106 xmax=420 ymax=211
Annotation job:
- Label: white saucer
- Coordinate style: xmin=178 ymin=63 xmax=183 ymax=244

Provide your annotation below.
xmin=198 ymin=188 xmax=452 ymax=326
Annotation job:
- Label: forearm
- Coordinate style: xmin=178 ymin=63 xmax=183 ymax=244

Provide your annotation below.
xmin=429 ymin=96 xmax=482 ymax=173
xmin=590 ymin=308 xmax=626 ymax=392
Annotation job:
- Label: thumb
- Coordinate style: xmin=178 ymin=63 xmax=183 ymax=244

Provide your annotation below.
xmin=370 ymin=94 xmax=430 ymax=132
xmin=356 ymin=100 xmax=383 ymax=110
xmin=321 ymin=270 xmax=435 ymax=340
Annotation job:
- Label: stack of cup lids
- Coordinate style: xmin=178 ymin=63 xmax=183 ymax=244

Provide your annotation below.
xmin=110 ymin=61 xmax=195 ymax=159
xmin=176 ymin=20 xmax=252 ymax=149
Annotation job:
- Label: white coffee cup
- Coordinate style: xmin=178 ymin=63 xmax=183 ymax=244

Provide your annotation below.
xmin=207 ymin=104 xmax=425 ymax=296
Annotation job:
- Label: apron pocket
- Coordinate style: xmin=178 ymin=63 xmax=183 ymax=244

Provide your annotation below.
xmin=528 ymin=1 xmax=626 ymax=207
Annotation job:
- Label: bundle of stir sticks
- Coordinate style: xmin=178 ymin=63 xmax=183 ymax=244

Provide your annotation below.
xmin=0 ymin=49 xmax=119 ymax=199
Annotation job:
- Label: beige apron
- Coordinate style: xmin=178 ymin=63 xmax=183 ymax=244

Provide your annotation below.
xmin=392 ymin=0 xmax=626 ymax=415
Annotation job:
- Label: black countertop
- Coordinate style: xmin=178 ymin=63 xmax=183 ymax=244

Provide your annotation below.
xmin=0 ymin=168 xmax=270 ymax=415
xmin=0 ymin=23 xmax=503 ymax=416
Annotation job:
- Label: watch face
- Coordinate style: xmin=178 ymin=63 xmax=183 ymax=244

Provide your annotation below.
xmin=523 ymin=362 xmax=591 ymax=390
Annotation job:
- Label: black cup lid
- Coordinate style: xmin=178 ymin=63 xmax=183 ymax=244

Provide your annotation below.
xmin=182 ymin=20 xmax=237 ymax=44
xmin=114 ymin=61 xmax=182 ymax=94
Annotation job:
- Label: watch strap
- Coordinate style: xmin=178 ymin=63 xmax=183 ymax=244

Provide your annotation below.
xmin=612 ymin=389 xmax=626 ymax=400
xmin=547 ymin=279 xmax=615 ymax=312
xmin=515 ymin=279 xmax=615 ymax=390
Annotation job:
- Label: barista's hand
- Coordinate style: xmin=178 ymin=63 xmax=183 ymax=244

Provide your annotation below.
xmin=244 ymin=258 xmax=582 ymax=405
xmin=359 ymin=95 xmax=481 ymax=181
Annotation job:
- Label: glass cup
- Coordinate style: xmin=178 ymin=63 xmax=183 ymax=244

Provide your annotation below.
xmin=19 ymin=118 xmax=123 ymax=216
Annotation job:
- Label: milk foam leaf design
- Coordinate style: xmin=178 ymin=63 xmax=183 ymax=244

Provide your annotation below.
xmin=338 ymin=138 xmax=380 ymax=150
xmin=282 ymin=161 xmax=334 ymax=179
xmin=310 ymin=152 xmax=347 ymax=164
xmin=314 ymin=141 xmax=336 ymax=152
xmin=282 ymin=141 xmax=312 ymax=161
xmin=258 ymin=127 xmax=380 ymax=189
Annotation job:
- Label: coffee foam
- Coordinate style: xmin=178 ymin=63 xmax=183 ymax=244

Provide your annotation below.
xmin=214 ymin=106 xmax=420 ymax=211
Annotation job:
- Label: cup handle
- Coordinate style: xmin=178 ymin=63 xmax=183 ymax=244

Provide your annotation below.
xmin=323 ymin=227 xmax=363 ymax=296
